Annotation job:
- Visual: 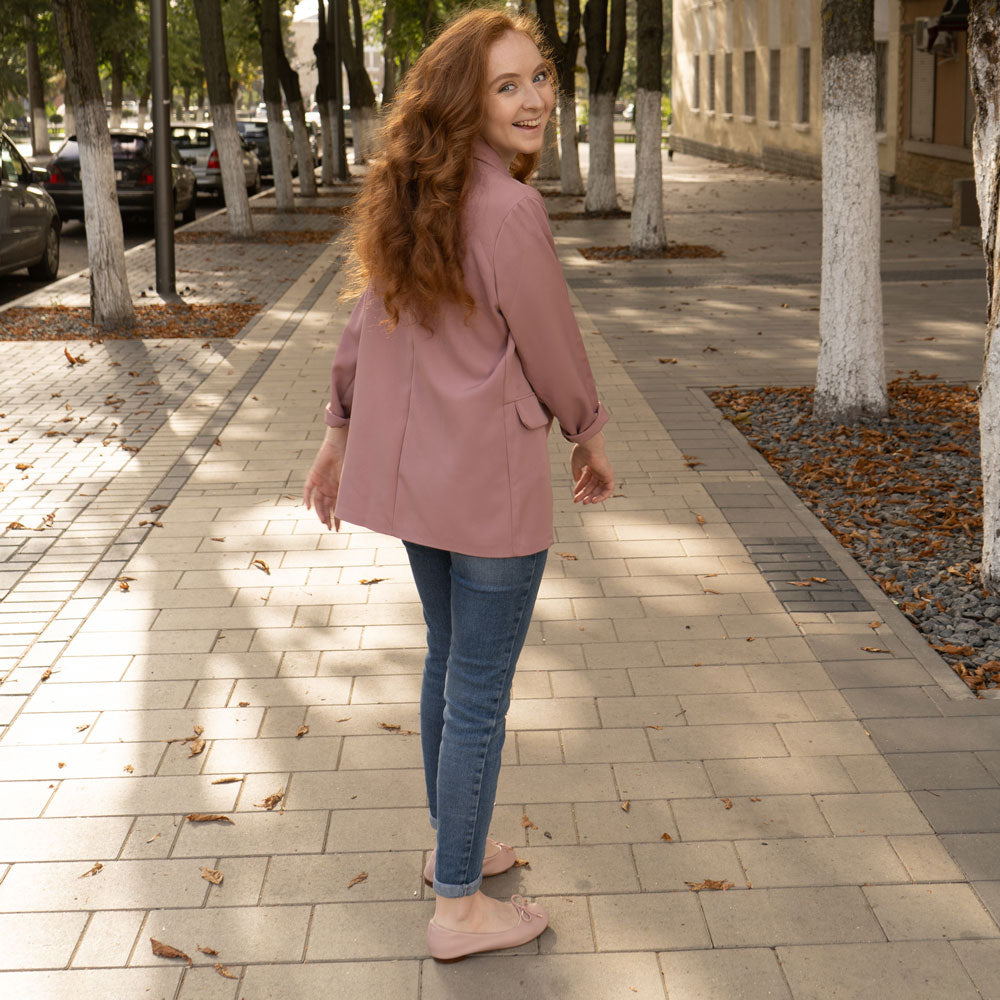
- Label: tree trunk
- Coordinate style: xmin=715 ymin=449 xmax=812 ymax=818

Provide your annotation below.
xmin=52 ymin=0 xmax=134 ymax=333
xmin=814 ymin=0 xmax=886 ymax=423
xmin=969 ymin=2 xmax=1000 ymax=592
xmin=315 ymin=0 xmax=335 ymax=185
xmin=328 ymin=0 xmax=348 ymax=178
xmin=537 ymin=117 xmax=561 ymax=179
xmin=583 ymin=0 xmax=626 ymax=212
xmin=339 ymin=0 xmax=376 ymax=163
xmin=381 ymin=0 xmax=397 ymax=109
xmin=274 ymin=3 xmax=317 ymax=196
xmin=260 ymin=0 xmax=294 ymax=211
xmin=193 ymin=0 xmax=254 ymax=236
xmin=536 ymin=0 xmax=583 ymax=194
xmin=630 ymin=0 xmax=665 ymax=250
xmin=25 ymin=23 xmax=50 ymax=156
xmin=109 ymin=49 xmax=123 ymax=128
xmin=137 ymin=89 xmax=149 ymax=130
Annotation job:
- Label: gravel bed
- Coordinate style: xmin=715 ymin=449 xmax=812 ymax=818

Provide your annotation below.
xmin=710 ymin=377 xmax=999 ymax=693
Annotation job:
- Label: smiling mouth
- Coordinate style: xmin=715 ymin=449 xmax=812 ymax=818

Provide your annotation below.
xmin=513 ymin=118 xmax=541 ymax=128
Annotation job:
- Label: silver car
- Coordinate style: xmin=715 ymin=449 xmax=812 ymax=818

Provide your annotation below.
xmin=0 ymin=128 xmax=60 ymax=280
xmin=169 ymin=123 xmax=262 ymax=202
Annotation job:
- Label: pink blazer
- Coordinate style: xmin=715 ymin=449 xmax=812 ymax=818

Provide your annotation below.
xmin=325 ymin=138 xmax=608 ymax=557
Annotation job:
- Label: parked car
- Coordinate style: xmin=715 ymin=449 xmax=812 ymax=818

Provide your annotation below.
xmin=169 ymin=122 xmax=262 ymax=201
xmin=42 ymin=129 xmax=197 ymax=225
xmin=0 ymin=128 xmax=60 ymax=280
xmin=234 ymin=119 xmax=296 ymax=178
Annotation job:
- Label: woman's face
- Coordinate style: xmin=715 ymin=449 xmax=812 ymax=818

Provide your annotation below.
xmin=480 ymin=31 xmax=554 ymax=166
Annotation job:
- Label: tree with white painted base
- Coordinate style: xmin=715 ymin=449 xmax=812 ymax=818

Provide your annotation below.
xmin=582 ymin=0 xmax=626 ymax=213
xmin=273 ymin=2 xmax=317 ymax=198
xmin=629 ymin=0 xmax=665 ymax=251
xmin=193 ymin=0 xmax=254 ymax=237
xmin=260 ymin=0 xmax=295 ymax=212
xmin=339 ymin=0 xmax=377 ymax=164
xmin=969 ymin=2 xmax=1000 ymax=592
xmin=536 ymin=0 xmax=584 ymax=195
xmin=814 ymin=0 xmax=887 ymax=423
xmin=51 ymin=0 xmax=135 ymax=333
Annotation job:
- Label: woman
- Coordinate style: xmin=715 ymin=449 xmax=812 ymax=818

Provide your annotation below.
xmin=303 ymin=8 xmax=614 ymax=962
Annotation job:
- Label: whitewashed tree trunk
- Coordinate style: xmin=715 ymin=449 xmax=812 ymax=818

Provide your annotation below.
xmin=287 ymin=98 xmax=317 ymax=196
xmin=214 ymin=103 xmax=255 ymax=234
xmin=193 ymin=0 xmax=253 ymax=237
xmin=136 ymin=93 xmax=148 ymax=131
xmin=585 ymin=91 xmax=618 ymax=212
xmin=814 ymin=1 xmax=887 ymax=422
xmin=25 ymin=29 xmax=50 ymax=156
xmin=63 ymin=101 xmax=75 ymax=140
xmin=319 ymin=103 xmax=335 ymax=184
xmin=52 ymin=0 xmax=134 ymax=333
xmin=969 ymin=1 xmax=1000 ymax=591
xmin=538 ymin=117 xmax=561 ymax=179
xmin=631 ymin=89 xmax=665 ymax=249
xmin=352 ymin=104 xmax=376 ymax=163
xmin=558 ymin=90 xmax=584 ymax=194
xmin=266 ymin=106 xmax=295 ymax=211
xmin=260 ymin=0 xmax=294 ymax=211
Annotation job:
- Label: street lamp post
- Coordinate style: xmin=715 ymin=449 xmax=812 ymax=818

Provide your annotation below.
xmin=150 ymin=0 xmax=177 ymax=298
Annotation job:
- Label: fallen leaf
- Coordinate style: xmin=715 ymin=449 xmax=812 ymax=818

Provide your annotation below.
xmin=214 ymin=963 xmax=237 ymax=979
xmin=658 ymin=357 xmax=678 ymax=364
xmin=512 ymin=858 xmax=531 ymax=868
xmin=237 ymin=701 xmax=250 ymax=708
xmin=251 ymin=558 xmax=270 ymax=574
xmin=296 ymin=724 xmax=309 ymax=738
xmin=695 ymin=514 xmax=706 ymax=524
xmin=150 ymin=938 xmax=192 ymax=964
xmin=721 ymin=798 xmax=733 ymax=810
xmin=146 ymin=832 xmax=161 ymax=844
xmin=210 ymin=777 xmax=243 ymax=785
xmin=557 ymin=552 xmax=578 ymax=560
xmin=200 ymin=866 xmax=224 ymax=885
xmin=861 ymin=646 xmax=891 ymax=653
xmin=76 ymin=724 xmax=90 ymax=732
xmin=197 ymin=945 xmax=219 ymax=955
xmin=378 ymin=721 xmax=401 ymax=732
xmin=124 ymin=764 xmax=134 ymax=773
xmin=14 ymin=464 xmax=30 ymax=471
xmin=750 ymin=797 xmax=761 ymax=802
xmin=809 ymin=576 xmax=828 ymax=583
xmin=661 ymin=832 xmax=673 ymax=841
xmin=522 ymin=814 xmax=538 ymax=829
xmin=149 ymin=504 xmax=167 ymax=512
xmin=685 ymin=878 xmax=734 ymax=891
xmin=186 ymin=813 xmax=235 ymax=824
xmin=188 ymin=738 xmax=206 ymax=758
xmin=211 ymin=536 xmax=225 ymax=541
xmin=360 ymin=577 xmax=386 ymax=584
xmin=788 ymin=580 xmax=813 ymax=587
xmin=703 ymin=588 xmax=720 ymax=594
xmin=869 ymin=620 xmax=883 ymax=629
xmin=255 ymin=789 xmax=284 ymax=811
xmin=41 ymin=668 xmax=52 ymax=681
xmin=647 ymin=724 xmax=663 ymax=730
xmin=64 ymin=347 xmax=88 ymax=366
xmin=746 ymin=636 xmax=755 ymax=642
xmin=79 ymin=861 xmax=103 ymax=878
xmin=621 ymin=800 xmax=630 ymax=812
xmin=347 ymin=871 xmax=369 ymax=888
xmin=58 ymin=762 xmax=65 ymax=768
xmin=138 ymin=520 xmax=163 ymax=528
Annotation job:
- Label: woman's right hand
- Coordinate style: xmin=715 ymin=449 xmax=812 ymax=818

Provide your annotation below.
xmin=571 ymin=433 xmax=614 ymax=505
xmin=303 ymin=426 xmax=349 ymax=530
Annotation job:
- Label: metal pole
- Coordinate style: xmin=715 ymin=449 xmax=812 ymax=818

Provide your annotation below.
xmin=331 ymin=0 xmax=348 ymax=180
xmin=150 ymin=0 xmax=176 ymax=297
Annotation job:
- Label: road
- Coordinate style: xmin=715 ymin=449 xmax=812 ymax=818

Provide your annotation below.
xmin=0 ymin=195 xmax=231 ymax=309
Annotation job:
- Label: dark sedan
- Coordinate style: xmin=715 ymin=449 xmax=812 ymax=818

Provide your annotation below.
xmin=235 ymin=119 xmax=296 ymax=178
xmin=0 ymin=128 xmax=60 ymax=280
xmin=43 ymin=129 xmax=197 ymax=225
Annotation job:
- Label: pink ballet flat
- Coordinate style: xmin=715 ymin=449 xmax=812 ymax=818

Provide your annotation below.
xmin=423 ymin=838 xmax=516 ymax=887
xmin=427 ymin=894 xmax=549 ymax=962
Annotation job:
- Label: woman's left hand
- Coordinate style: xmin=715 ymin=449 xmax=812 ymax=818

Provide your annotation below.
xmin=303 ymin=427 xmax=348 ymax=530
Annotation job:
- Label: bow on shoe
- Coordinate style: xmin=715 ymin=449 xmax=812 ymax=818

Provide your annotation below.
xmin=510 ymin=895 xmax=537 ymax=921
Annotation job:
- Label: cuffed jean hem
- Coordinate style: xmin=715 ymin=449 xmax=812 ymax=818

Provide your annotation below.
xmin=429 ymin=812 xmax=437 ymax=831
xmin=432 ymin=872 xmax=483 ymax=898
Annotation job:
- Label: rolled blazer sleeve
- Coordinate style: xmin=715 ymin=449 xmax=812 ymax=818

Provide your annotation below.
xmin=494 ymin=191 xmax=608 ymax=444
xmin=325 ymin=288 xmax=368 ymax=428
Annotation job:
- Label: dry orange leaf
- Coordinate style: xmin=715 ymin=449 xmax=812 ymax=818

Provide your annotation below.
xmin=788 ymin=580 xmax=812 ymax=587
xmin=512 ymin=858 xmax=530 ymax=869
xmin=211 ymin=536 xmax=225 ymax=541
xmin=187 ymin=738 xmax=206 ymax=758
xmin=79 ymin=861 xmax=103 ymax=878
xmin=695 ymin=514 xmax=706 ymax=524
xmin=647 ymin=724 xmax=663 ymax=730
xmin=150 ymin=938 xmax=192 ymax=964
xmin=522 ymin=814 xmax=538 ymax=829
xmin=211 ymin=777 xmax=243 ymax=785
xmin=557 ymin=552 xmax=578 ymax=560
xmin=255 ymin=789 xmax=284 ymax=811
xmin=200 ymin=866 xmax=224 ymax=885
xmin=252 ymin=558 xmax=270 ymax=574
xmin=869 ymin=620 xmax=883 ymax=629
xmin=360 ymin=577 xmax=386 ymax=585
xmin=40 ymin=668 xmax=52 ymax=681
xmin=660 ymin=832 xmax=673 ymax=842
xmin=621 ymin=800 xmax=631 ymax=813
xmin=685 ymin=878 xmax=734 ymax=892
xmin=150 ymin=504 xmax=167 ymax=512
xmin=124 ymin=764 xmax=134 ymax=773
xmin=347 ymin=871 xmax=369 ymax=888
xmin=703 ymin=588 xmax=720 ymax=594
xmin=721 ymin=798 xmax=733 ymax=810
xmin=861 ymin=646 xmax=891 ymax=653
xmin=658 ymin=357 xmax=677 ymax=364
xmin=214 ymin=963 xmax=237 ymax=979
xmin=76 ymin=724 xmax=90 ymax=732
xmin=186 ymin=813 xmax=235 ymax=824
xmin=810 ymin=576 xmax=828 ymax=583
xmin=64 ymin=347 xmax=88 ymax=366
xmin=197 ymin=945 xmax=218 ymax=955
xmin=295 ymin=724 xmax=309 ymax=738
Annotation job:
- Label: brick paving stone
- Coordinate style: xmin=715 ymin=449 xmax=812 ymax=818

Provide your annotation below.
xmin=0 ymin=968 xmax=182 ymax=999
xmin=240 ymin=961 xmax=420 ymax=999
xmin=952 ymin=940 xmax=1000 ymax=1000
xmin=657 ymin=948 xmax=794 ymax=1000
xmin=0 ymin=911 xmax=89 ymax=969
xmin=862 ymin=883 xmax=1000 ymax=941
xmin=590 ymin=891 xmax=712 ymax=950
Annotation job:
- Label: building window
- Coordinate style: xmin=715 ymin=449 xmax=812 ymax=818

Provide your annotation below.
xmin=769 ymin=48 xmax=781 ymax=121
xmin=797 ymin=47 xmax=810 ymax=123
xmin=744 ymin=50 xmax=756 ymax=117
xmin=693 ymin=53 xmax=700 ymax=109
xmin=708 ymin=53 xmax=716 ymax=111
xmin=910 ymin=42 xmax=935 ymax=140
xmin=724 ymin=51 xmax=733 ymax=114
xmin=875 ymin=41 xmax=888 ymax=133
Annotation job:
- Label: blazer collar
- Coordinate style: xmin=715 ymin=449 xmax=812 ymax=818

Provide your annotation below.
xmin=472 ymin=137 xmax=510 ymax=174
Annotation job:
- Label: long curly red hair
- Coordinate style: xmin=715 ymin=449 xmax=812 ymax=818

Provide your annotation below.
xmin=341 ymin=7 xmax=556 ymax=329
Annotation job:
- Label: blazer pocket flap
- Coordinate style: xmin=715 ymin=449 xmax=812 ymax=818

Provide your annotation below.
xmin=514 ymin=394 xmax=550 ymax=430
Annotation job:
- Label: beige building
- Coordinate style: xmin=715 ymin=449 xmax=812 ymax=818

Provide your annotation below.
xmin=671 ymin=0 xmax=973 ymax=203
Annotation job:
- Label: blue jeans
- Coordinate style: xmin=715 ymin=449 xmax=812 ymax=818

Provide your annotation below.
xmin=403 ymin=540 xmax=547 ymax=898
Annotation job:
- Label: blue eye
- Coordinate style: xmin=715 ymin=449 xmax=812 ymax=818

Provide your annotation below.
xmin=534 ymin=70 xmax=548 ymax=83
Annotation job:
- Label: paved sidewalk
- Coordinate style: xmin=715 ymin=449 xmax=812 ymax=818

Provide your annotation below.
xmin=1 ymin=151 xmax=999 ymax=999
